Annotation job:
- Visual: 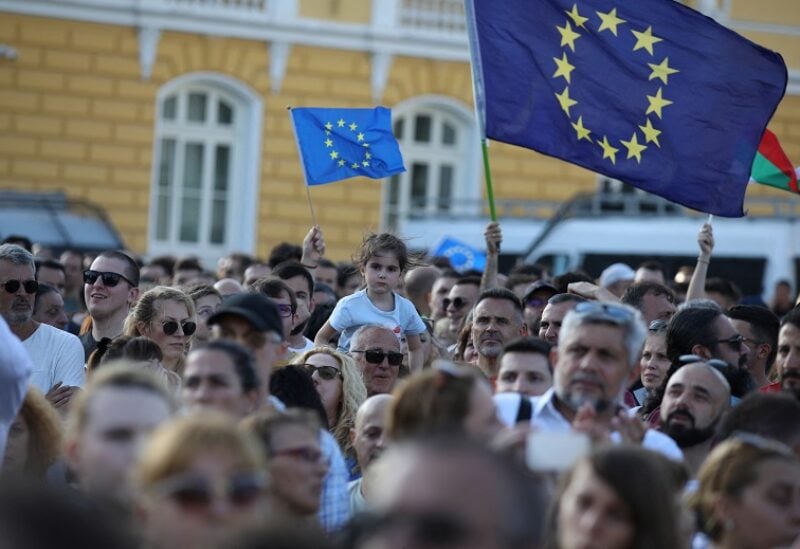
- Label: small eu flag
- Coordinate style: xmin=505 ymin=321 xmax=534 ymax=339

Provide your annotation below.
xmin=432 ymin=237 xmax=487 ymax=273
xmin=467 ymin=0 xmax=788 ymax=217
xmin=290 ymin=107 xmax=406 ymax=186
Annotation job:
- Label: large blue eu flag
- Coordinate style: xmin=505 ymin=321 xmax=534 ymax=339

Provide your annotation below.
xmin=291 ymin=107 xmax=406 ymax=185
xmin=467 ymin=0 xmax=787 ymax=216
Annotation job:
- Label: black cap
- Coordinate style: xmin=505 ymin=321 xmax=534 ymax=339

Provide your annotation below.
xmin=207 ymin=292 xmax=283 ymax=338
xmin=523 ymin=280 xmax=559 ymax=302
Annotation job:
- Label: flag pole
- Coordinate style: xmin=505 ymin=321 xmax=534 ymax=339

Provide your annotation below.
xmin=288 ymin=106 xmax=318 ymax=226
xmin=465 ymin=0 xmax=497 ymax=223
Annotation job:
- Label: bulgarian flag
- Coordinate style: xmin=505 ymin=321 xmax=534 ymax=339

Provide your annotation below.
xmin=751 ymin=129 xmax=798 ymax=194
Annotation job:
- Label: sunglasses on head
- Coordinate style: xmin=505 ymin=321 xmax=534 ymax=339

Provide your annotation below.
xmin=443 ymin=297 xmax=468 ymax=310
xmin=574 ymin=301 xmax=636 ymax=323
xmin=162 ymin=319 xmax=197 ymax=336
xmin=2 ymin=279 xmax=38 ymax=294
xmin=154 ymin=472 xmax=265 ymax=510
xmin=351 ymin=349 xmax=404 ymax=366
xmin=83 ymin=270 xmax=136 ymax=288
xmin=302 ymin=364 xmax=342 ymax=381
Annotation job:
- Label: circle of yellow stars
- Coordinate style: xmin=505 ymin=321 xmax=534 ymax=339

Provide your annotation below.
xmin=553 ymin=3 xmax=679 ymax=165
xmin=323 ymin=118 xmax=372 ymax=170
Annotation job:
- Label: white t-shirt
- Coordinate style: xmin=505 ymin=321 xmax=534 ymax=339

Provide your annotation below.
xmin=329 ymin=289 xmax=426 ymax=351
xmin=288 ymin=336 xmax=315 ymax=355
xmin=22 ymin=323 xmax=85 ymax=393
xmin=0 ymin=317 xmax=32 ymax=460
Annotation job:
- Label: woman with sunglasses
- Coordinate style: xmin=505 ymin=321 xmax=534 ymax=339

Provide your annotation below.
xmin=690 ymin=435 xmax=800 ymax=549
xmin=135 ymin=413 xmax=268 ymax=549
xmin=291 ymin=347 xmax=368 ymax=461
xmin=241 ymin=409 xmax=329 ymax=525
xmin=124 ymin=286 xmax=197 ymax=374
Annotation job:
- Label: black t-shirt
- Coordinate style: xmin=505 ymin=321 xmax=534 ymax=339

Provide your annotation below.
xmin=79 ymin=331 xmax=99 ymax=362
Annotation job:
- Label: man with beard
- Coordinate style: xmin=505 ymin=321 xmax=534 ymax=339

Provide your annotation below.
xmin=763 ymin=306 xmax=800 ymax=400
xmin=273 ymin=261 xmax=316 ymax=354
xmin=659 ymin=362 xmax=730 ymax=476
xmin=348 ymin=394 xmax=392 ymax=514
xmin=471 ymin=288 xmax=527 ymax=379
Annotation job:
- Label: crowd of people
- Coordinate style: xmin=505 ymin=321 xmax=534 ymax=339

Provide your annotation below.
xmin=1 ymin=219 xmax=799 ymax=549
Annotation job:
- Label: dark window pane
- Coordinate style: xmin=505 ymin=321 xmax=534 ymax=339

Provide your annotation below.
xmin=413 ymin=115 xmax=431 ymax=143
xmin=442 ymin=122 xmax=456 ymax=145
xmin=156 ymin=195 xmax=170 ymax=240
xmin=394 ymin=118 xmax=405 ymax=141
xmin=388 ymin=174 xmax=400 ymax=205
xmin=217 ymin=100 xmax=233 ymax=125
xmin=187 ymin=92 xmax=207 ymax=122
xmin=410 ymin=163 xmax=428 ymax=212
xmin=183 ymin=143 xmax=204 ymax=190
xmin=179 ymin=197 xmax=200 ymax=242
xmin=162 ymin=96 xmax=177 ymax=121
xmin=439 ymin=165 xmax=453 ymax=212
xmin=214 ymin=146 xmax=230 ymax=192
xmin=158 ymin=139 xmax=175 ymax=189
xmin=210 ymin=198 xmax=226 ymax=244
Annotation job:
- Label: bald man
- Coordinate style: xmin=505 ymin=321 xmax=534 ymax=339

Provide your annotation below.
xmin=348 ymin=394 xmax=393 ymax=515
xmin=659 ymin=362 xmax=731 ymax=476
xmin=213 ymin=278 xmax=243 ymax=297
xmin=404 ymin=266 xmax=441 ymax=319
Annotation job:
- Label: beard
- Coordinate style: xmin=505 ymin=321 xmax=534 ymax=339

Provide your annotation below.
xmin=780 ymin=370 xmax=800 ymax=401
xmin=555 ymin=372 xmax=615 ymax=414
xmin=661 ymin=411 xmax=718 ymax=448
xmin=723 ymin=365 xmax=757 ymax=398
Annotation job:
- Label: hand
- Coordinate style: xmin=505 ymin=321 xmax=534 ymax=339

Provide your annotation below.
xmin=610 ymin=410 xmax=646 ymax=446
xmin=491 ymin=423 xmax=530 ymax=463
xmin=698 ymin=223 xmax=714 ymax=257
xmin=46 ymin=383 xmax=78 ymax=411
xmin=301 ymin=225 xmax=326 ymax=266
xmin=484 ymin=221 xmax=502 ymax=254
xmin=572 ymin=403 xmax=610 ymax=445
xmin=567 ymin=281 xmax=620 ymax=302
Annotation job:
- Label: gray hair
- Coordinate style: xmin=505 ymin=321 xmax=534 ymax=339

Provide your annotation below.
xmin=350 ymin=324 xmax=397 ymax=351
xmin=560 ymin=302 xmax=647 ymax=368
xmin=0 ymin=244 xmax=35 ymax=272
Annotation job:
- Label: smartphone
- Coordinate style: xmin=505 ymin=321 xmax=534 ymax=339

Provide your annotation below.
xmin=526 ymin=430 xmax=590 ymax=472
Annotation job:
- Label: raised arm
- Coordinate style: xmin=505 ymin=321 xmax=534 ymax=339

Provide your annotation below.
xmin=301 ymin=225 xmax=326 ymax=281
xmin=686 ymin=222 xmax=714 ymax=302
xmin=480 ymin=221 xmax=502 ymax=291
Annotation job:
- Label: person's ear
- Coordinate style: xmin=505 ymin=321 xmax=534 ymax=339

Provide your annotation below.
xmin=756 ymin=343 xmax=771 ymax=361
xmin=349 ymin=427 xmax=357 ymax=446
xmin=128 ymin=287 xmax=140 ymax=308
xmin=136 ymin=321 xmax=149 ymax=337
xmin=691 ymin=344 xmax=712 ymax=360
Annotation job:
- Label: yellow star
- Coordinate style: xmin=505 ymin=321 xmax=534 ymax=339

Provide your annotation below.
xmin=620 ymin=132 xmax=647 ymax=163
xmin=357 ymin=132 xmax=365 ymax=142
xmin=324 ymin=138 xmax=333 ymax=147
xmin=646 ymin=87 xmax=673 ymax=119
xmin=648 ymin=57 xmax=679 ymax=85
xmin=349 ymin=122 xmax=358 ymax=131
xmin=631 ymin=26 xmax=662 ymax=56
xmin=362 ymin=160 xmax=370 ymax=167
xmin=557 ymin=21 xmax=581 ymax=52
xmin=639 ymin=118 xmax=662 ymax=147
xmin=337 ymin=159 xmax=346 ymax=167
xmin=596 ymin=8 xmax=626 ymax=36
xmin=552 ymin=52 xmax=575 ymax=84
xmin=555 ymin=86 xmax=578 ymax=116
xmin=365 ymin=152 xmax=372 ymax=160
xmin=337 ymin=119 xmax=345 ymax=127
xmin=571 ymin=116 xmax=592 ymax=142
xmin=351 ymin=162 xmax=359 ymax=169
xmin=325 ymin=121 xmax=333 ymax=130
xmin=566 ymin=4 xmax=588 ymax=28
xmin=598 ymin=136 xmax=619 ymax=164
xmin=329 ymin=150 xmax=339 ymax=160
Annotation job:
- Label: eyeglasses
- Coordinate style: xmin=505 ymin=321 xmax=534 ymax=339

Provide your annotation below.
xmin=161 ymin=319 xmax=197 ymax=336
xmin=574 ymin=302 xmax=636 ymax=324
xmin=715 ymin=333 xmax=744 ymax=352
xmin=443 ymin=297 xmax=469 ymax=311
xmin=272 ymin=446 xmax=326 ymax=465
xmin=302 ymin=364 xmax=342 ymax=381
xmin=276 ymin=304 xmax=293 ymax=318
xmin=83 ymin=270 xmax=136 ymax=288
xmin=648 ymin=319 xmax=668 ymax=332
xmin=2 ymin=279 xmax=38 ymax=294
xmin=351 ymin=349 xmax=404 ymax=366
xmin=153 ymin=472 xmax=266 ymax=510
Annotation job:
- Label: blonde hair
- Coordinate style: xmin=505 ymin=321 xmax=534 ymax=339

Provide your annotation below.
xmin=690 ymin=436 xmax=799 ymax=541
xmin=135 ymin=412 xmax=265 ymax=492
xmin=291 ymin=346 xmax=367 ymax=456
xmin=17 ymin=388 xmax=63 ymax=477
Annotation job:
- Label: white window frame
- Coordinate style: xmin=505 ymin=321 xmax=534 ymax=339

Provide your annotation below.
xmin=148 ymin=72 xmax=262 ymax=263
xmin=382 ymin=95 xmax=479 ymax=231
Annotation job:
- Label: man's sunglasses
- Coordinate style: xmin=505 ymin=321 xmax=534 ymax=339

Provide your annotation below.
xmin=2 ymin=279 xmax=38 ymax=294
xmin=154 ymin=472 xmax=265 ymax=510
xmin=83 ymin=270 xmax=136 ymax=288
xmin=443 ymin=297 xmax=469 ymax=310
xmin=715 ymin=333 xmax=745 ymax=352
xmin=351 ymin=349 xmax=404 ymax=366
xmin=162 ymin=320 xmax=197 ymax=336
xmin=302 ymin=364 xmax=342 ymax=381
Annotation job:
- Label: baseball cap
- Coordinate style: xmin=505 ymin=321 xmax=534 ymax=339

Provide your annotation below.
xmin=207 ymin=292 xmax=284 ymax=338
xmin=599 ymin=263 xmax=635 ymax=288
xmin=523 ymin=280 xmax=559 ymax=303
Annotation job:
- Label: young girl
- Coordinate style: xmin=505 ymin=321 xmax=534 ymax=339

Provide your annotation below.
xmin=314 ymin=233 xmax=426 ymax=372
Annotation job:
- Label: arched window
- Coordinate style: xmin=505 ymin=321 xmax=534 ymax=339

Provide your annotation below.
xmin=383 ymin=96 xmax=478 ymax=231
xmin=149 ymin=73 xmax=262 ymax=261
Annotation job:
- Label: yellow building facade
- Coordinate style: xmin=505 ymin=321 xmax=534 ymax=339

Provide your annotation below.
xmin=0 ymin=0 xmax=798 ymax=263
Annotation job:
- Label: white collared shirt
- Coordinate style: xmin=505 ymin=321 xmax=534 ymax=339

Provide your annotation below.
xmin=494 ymin=389 xmax=684 ymax=461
